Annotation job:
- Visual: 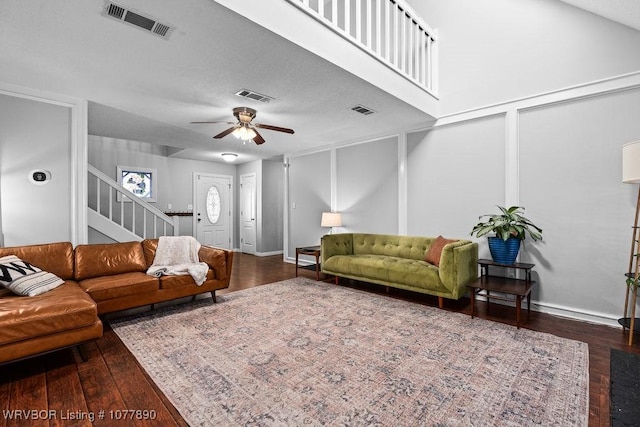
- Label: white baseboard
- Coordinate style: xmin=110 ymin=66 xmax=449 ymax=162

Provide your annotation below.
xmin=256 ymin=250 xmax=284 ymax=257
xmin=284 ymin=256 xmax=316 ymax=266
xmin=532 ymin=300 xmax=620 ymax=329
xmin=473 ymin=294 xmax=621 ymax=329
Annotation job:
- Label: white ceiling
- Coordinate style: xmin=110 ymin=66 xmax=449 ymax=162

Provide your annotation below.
xmin=0 ymin=0 xmax=432 ymax=164
xmin=560 ymin=0 xmax=640 ymax=32
xmin=0 ymin=1 xmax=637 ymax=164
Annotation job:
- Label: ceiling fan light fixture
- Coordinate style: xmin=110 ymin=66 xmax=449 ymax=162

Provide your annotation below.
xmin=221 ymin=153 xmax=238 ymax=162
xmin=232 ymin=125 xmax=256 ymax=141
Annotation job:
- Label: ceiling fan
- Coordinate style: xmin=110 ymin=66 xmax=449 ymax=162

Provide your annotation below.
xmin=191 ymin=107 xmax=294 ymax=145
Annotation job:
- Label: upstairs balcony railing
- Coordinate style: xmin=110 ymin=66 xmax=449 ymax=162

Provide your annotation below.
xmin=287 ymin=0 xmax=437 ymax=94
xmin=88 ymin=165 xmax=178 ymax=240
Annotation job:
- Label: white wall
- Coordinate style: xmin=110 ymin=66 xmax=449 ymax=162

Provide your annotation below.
xmin=287 ymin=149 xmax=331 ymax=259
xmin=0 ymin=94 xmax=72 ymax=246
xmin=410 ymin=0 xmax=640 ymax=114
xmin=337 ymin=137 xmax=399 ymax=234
xmin=407 ymin=116 xmax=505 ymax=249
xmin=88 ymin=135 xmax=236 ymax=241
xmin=518 ymin=88 xmax=640 ymax=318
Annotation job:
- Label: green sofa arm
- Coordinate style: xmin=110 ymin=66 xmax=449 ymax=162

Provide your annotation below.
xmin=321 ymin=233 xmax=353 ymax=266
xmin=438 ymin=241 xmax=479 ymax=299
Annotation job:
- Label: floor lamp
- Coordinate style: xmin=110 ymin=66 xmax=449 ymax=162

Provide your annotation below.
xmin=622 ymin=140 xmax=640 ymax=345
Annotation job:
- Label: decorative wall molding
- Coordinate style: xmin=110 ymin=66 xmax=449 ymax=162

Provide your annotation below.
xmin=436 ymin=70 xmax=640 ymax=126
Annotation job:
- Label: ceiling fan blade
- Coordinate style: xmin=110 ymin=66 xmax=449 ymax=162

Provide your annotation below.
xmin=253 ymin=129 xmax=266 ymax=145
xmin=213 ymin=126 xmax=238 ymax=139
xmin=255 ymin=123 xmax=295 ymax=134
xmin=190 ymin=121 xmax=235 ymax=124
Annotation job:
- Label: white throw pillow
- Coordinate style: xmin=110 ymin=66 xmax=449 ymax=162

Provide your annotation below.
xmin=0 ymin=255 xmax=64 ymax=296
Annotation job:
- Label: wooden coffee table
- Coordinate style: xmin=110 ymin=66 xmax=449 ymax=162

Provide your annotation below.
xmin=468 ymin=259 xmax=535 ymax=329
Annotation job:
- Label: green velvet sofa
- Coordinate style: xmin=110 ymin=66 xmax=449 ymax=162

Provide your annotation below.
xmin=321 ymin=233 xmax=478 ymax=307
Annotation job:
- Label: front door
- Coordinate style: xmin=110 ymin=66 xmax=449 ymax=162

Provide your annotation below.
xmin=194 ymin=173 xmax=232 ymax=249
xmin=240 ymin=173 xmax=257 ymax=254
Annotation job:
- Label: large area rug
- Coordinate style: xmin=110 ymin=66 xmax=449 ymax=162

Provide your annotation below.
xmin=111 ymin=278 xmax=589 ymax=426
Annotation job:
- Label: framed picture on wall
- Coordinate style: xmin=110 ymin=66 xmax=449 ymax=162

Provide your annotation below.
xmin=116 ymin=166 xmax=157 ymax=202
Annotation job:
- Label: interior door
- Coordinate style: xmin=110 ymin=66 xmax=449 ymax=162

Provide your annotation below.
xmin=240 ymin=173 xmax=257 ymax=254
xmin=195 ymin=174 xmax=232 ymax=249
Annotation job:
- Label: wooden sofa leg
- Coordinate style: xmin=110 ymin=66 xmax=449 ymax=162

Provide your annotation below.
xmin=77 ymin=344 xmax=89 ymax=363
xmin=335 ymin=276 xmax=339 ymax=285
xmin=211 ymin=291 xmax=217 ymax=303
xmin=438 ymin=297 xmax=444 ymax=309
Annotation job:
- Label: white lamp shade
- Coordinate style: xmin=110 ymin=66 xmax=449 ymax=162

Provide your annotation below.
xmin=321 ymin=212 xmax=342 ymax=227
xmin=623 ymin=141 xmax=640 ymax=183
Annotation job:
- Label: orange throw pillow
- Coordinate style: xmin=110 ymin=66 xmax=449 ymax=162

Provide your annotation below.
xmin=424 ymin=235 xmax=458 ymax=266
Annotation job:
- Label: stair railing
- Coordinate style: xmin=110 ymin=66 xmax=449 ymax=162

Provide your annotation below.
xmin=287 ymin=0 xmax=437 ymax=94
xmin=88 ymin=165 xmax=178 ymax=239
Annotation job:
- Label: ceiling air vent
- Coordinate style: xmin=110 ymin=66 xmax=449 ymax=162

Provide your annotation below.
xmin=235 ymin=89 xmax=274 ymax=103
xmin=350 ymin=104 xmax=376 ymax=115
xmin=103 ymin=1 xmax=174 ymax=40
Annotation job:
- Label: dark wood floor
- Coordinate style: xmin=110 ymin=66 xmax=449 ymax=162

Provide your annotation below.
xmin=0 ymin=253 xmax=636 ymax=426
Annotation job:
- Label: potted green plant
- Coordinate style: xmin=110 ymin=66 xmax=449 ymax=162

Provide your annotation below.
xmin=470 ymin=205 xmax=543 ymax=265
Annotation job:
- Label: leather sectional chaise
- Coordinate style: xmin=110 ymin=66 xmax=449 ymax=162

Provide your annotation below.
xmin=0 ymin=239 xmax=233 ymax=364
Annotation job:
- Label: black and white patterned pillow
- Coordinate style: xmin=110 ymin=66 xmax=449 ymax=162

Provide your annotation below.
xmin=0 ymin=255 xmax=64 ymax=296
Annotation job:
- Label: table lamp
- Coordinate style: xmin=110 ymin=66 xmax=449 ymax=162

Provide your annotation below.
xmin=321 ymin=212 xmax=342 ymax=234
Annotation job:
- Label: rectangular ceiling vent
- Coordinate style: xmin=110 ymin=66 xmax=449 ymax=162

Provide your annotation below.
xmin=235 ymin=89 xmax=274 ymax=103
xmin=103 ymin=1 xmax=174 ymax=39
xmin=350 ymin=104 xmax=376 ymax=115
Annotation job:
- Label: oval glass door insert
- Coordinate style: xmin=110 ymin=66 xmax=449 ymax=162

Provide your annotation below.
xmin=206 ymin=186 xmax=221 ymax=224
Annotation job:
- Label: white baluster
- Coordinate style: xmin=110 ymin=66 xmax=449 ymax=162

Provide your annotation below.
xmin=375 ymin=0 xmax=381 ymax=56
xmin=345 ymin=0 xmax=351 ymax=36
xmin=385 ymin=0 xmax=391 ymax=62
xmin=143 ymin=209 xmax=147 ymax=239
xmin=96 ymin=177 xmax=101 ymax=215
xmin=108 ymin=186 xmax=113 ymax=220
xmin=332 ymin=0 xmax=338 ymax=27
xmin=401 ymin=7 xmax=406 ymax=73
xmin=420 ymin=30 xmax=426 ymax=86
xmin=355 ymin=0 xmax=362 ymax=44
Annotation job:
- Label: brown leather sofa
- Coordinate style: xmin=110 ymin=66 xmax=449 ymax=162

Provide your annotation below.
xmin=75 ymin=239 xmax=233 ymax=315
xmin=0 ymin=239 xmax=233 ymax=364
xmin=0 ymin=242 xmax=102 ymax=364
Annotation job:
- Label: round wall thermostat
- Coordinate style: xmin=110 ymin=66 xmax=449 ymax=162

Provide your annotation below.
xmin=28 ymin=169 xmax=52 ymax=185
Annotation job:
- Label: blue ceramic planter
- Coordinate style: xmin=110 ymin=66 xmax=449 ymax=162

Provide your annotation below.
xmin=488 ymin=236 xmax=521 ymax=265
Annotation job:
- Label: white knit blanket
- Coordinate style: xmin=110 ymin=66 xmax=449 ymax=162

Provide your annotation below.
xmin=147 ymin=236 xmax=209 ymax=286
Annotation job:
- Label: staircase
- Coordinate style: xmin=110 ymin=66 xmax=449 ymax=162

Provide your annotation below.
xmin=87 ymin=165 xmax=178 ymax=242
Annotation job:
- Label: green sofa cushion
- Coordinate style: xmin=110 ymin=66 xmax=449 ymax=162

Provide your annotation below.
xmin=352 ymin=234 xmax=431 ymax=261
xmin=323 ymin=254 xmax=449 ymax=293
